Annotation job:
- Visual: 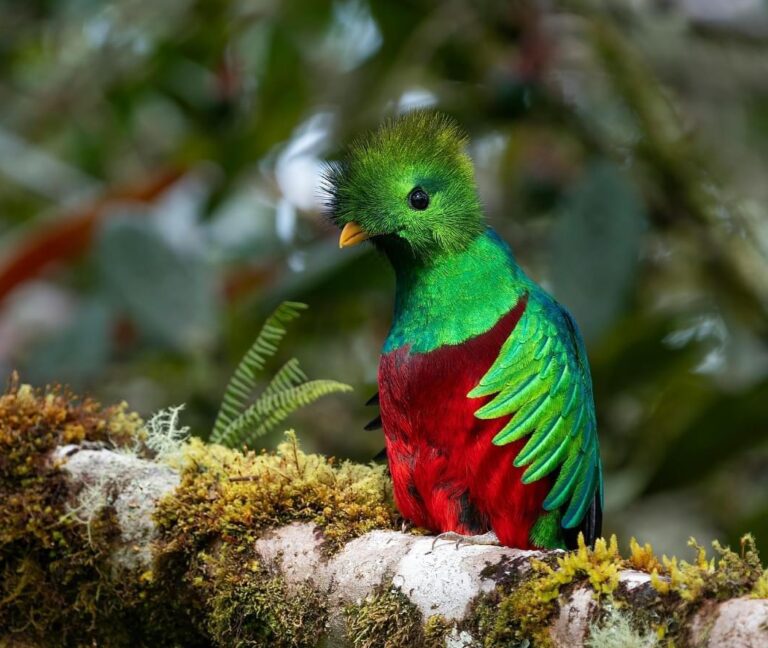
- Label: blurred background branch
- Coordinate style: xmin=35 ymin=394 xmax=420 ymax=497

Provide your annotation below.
xmin=1 ymin=0 xmax=767 ymax=558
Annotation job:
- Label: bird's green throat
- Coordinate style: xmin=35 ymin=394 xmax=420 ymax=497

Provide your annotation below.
xmin=383 ymin=229 xmax=529 ymax=354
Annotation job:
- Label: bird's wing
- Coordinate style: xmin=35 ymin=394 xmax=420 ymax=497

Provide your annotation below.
xmin=469 ymin=293 xmax=602 ymax=529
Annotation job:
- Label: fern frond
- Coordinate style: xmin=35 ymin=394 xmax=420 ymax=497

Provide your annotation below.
xmin=262 ymin=358 xmax=307 ymax=397
xmin=214 ymin=380 xmax=352 ymax=449
xmin=211 ymin=302 xmax=307 ymax=443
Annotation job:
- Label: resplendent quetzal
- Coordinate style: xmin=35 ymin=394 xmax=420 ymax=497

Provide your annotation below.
xmin=325 ymin=111 xmax=602 ymax=550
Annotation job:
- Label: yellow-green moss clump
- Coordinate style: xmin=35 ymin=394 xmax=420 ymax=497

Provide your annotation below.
xmin=753 ymin=569 xmax=768 ymax=598
xmin=641 ymin=535 xmax=765 ymax=644
xmin=468 ymin=533 xmax=767 ymax=648
xmin=204 ymin=546 xmax=328 ymax=648
xmin=0 ymin=379 xmax=148 ymax=646
xmin=154 ymin=431 xmax=398 ymax=554
xmin=148 ymin=431 xmax=399 ymax=646
xmin=649 ymin=535 xmax=764 ymax=602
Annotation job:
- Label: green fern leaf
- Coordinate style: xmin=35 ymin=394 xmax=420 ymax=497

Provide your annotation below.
xmin=214 ymin=380 xmax=353 ymax=449
xmin=262 ymin=358 xmax=307 ymax=397
xmin=211 ymin=301 xmax=353 ymax=449
xmin=211 ymin=301 xmax=307 ymax=443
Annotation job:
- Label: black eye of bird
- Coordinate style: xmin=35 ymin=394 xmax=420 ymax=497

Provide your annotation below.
xmin=408 ymin=187 xmax=430 ymax=210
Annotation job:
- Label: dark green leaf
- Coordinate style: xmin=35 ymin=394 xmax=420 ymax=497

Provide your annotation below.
xmin=96 ymin=216 xmax=218 ymax=353
xmin=551 ymin=160 xmax=647 ymax=341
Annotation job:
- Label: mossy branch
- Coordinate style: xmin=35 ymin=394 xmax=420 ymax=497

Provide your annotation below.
xmin=2 ymin=385 xmax=767 ymax=647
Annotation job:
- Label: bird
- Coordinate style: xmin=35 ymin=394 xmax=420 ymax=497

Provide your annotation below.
xmin=324 ymin=111 xmax=602 ymax=550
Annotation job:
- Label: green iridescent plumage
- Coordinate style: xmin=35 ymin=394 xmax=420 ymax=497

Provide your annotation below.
xmin=325 ymin=111 xmax=603 ymax=547
xmin=469 ymin=267 xmax=603 ymax=529
xmin=383 ymin=232 xmax=525 ymax=353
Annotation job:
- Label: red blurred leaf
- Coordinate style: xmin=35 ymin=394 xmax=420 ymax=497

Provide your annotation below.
xmin=0 ymin=168 xmax=184 ymax=303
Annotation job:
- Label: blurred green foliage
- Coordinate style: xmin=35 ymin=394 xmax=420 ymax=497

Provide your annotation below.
xmin=1 ymin=0 xmax=767 ymax=557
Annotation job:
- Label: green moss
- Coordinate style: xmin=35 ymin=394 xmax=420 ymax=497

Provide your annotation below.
xmin=635 ymin=534 xmax=767 ymax=646
xmin=0 ymin=379 xmax=148 ymax=646
xmin=467 ymin=533 xmax=768 ymax=648
xmin=466 ymin=536 xmax=624 ymax=648
xmin=472 ymin=577 xmax=558 ymax=648
xmin=471 ymin=533 xmax=623 ymax=647
xmin=423 ymin=614 xmax=453 ymax=648
xmin=154 ymin=430 xmax=398 ymax=555
xmin=752 ymin=569 xmax=768 ymax=598
xmin=649 ymin=535 xmax=764 ymax=602
xmin=344 ymin=585 xmax=425 ymax=648
xmin=206 ymin=549 xmax=327 ymax=648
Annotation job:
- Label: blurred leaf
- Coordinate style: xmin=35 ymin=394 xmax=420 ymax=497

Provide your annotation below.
xmin=0 ymin=169 xmax=183 ymax=305
xmin=646 ymin=378 xmax=768 ymax=493
xmin=551 ymin=159 xmax=646 ymax=341
xmin=591 ymin=314 xmax=704 ymax=394
xmin=24 ymin=300 xmax=112 ymax=387
xmin=735 ymin=506 xmax=768 ymax=558
xmin=96 ymin=216 xmax=218 ymax=353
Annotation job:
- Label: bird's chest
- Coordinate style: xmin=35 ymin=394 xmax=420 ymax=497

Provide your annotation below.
xmin=376 ymin=305 xmax=527 ymax=531
xmin=378 ymin=340 xmax=494 ymax=528
xmin=377 ymin=304 xmax=526 ymax=448
xmin=378 ymin=344 xmax=485 ymax=449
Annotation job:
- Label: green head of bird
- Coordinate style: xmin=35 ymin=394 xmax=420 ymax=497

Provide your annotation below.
xmin=324 ymin=111 xmax=485 ymax=264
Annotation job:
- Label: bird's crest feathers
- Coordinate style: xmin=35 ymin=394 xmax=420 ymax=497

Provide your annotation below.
xmin=323 ymin=110 xmax=484 ymax=259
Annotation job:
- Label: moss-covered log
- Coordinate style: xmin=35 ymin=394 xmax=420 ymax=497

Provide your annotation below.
xmin=1 ymin=383 xmax=768 ymax=647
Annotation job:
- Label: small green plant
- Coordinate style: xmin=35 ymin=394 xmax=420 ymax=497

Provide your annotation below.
xmin=210 ymin=301 xmax=352 ymax=448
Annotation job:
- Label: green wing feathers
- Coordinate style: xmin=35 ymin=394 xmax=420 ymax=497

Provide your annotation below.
xmin=469 ymin=294 xmax=602 ymax=529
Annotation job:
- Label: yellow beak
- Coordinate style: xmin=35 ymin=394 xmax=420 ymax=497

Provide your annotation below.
xmin=339 ymin=221 xmax=370 ymax=248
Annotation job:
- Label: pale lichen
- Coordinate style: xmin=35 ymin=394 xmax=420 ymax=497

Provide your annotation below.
xmin=142 ymin=404 xmax=190 ymax=463
xmin=586 ymin=606 xmax=659 ymax=648
xmin=62 ymin=471 xmax=112 ymax=546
